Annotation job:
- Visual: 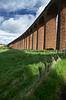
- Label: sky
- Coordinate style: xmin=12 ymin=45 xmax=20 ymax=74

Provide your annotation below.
xmin=0 ymin=0 xmax=50 ymax=44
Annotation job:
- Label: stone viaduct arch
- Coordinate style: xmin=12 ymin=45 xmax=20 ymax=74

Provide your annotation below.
xmin=8 ymin=0 xmax=66 ymax=51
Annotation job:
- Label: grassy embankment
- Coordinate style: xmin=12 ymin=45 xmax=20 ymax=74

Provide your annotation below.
xmin=0 ymin=47 xmax=66 ymax=100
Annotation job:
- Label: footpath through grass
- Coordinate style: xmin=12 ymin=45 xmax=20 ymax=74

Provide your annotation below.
xmin=27 ymin=59 xmax=66 ymax=100
xmin=0 ymin=47 xmax=66 ymax=100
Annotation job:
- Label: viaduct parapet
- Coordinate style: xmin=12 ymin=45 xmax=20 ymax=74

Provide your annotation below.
xmin=8 ymin=0 xmax=66 ymax=50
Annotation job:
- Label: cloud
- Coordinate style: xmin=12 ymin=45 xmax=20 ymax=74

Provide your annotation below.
xmin=36 ymin=0 xmax=50 ymax=17
xmin=0 ymin=17 xmax=4 ymax=24
xmin=0 ymin=0 xmax=41 ymax=12
xmin=0 ymin=14 xmax=35 ymax=44
xmin=0 ymin=14 xmax=35 ymax=33
xmin=0 ymin=0 xmax=51 ymax=44
xmin=0 ymin=30 xmax=21 ymax=44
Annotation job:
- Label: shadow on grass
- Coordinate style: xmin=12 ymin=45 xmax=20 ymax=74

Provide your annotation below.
xmin=0 ymin=48 xmax=66 ymax=100
xmin=26 ymin=69 xmax=65 ymax=100
xmin=61 ymin=84 xmax=66 ymax=100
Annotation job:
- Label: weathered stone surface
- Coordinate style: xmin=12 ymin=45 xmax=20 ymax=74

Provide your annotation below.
xmin=45 ymin=12 xmax=56 ymax=50
xmin=38 ymin=24 xmax=44 ymax=50
xmin=60 ymin=3 xmax=66 ymax=50
xmin=33 ymin=31 xmax=37 ymax=50
xmin=27 ymin=36 xmax=29 ymax=49
xmin=30 ymin=34 xmax=32 ymax=50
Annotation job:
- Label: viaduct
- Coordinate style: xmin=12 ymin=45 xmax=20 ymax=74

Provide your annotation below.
xmin=8 ymin=0 xmax=66 ymax=50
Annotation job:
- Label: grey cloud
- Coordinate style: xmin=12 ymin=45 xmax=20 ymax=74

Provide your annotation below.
xmin=0 ymin=0 xmax=50 ymax=44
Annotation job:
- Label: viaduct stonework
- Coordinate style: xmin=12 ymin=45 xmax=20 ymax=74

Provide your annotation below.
xmin=8 ymin=0 xmax=66 ymax=50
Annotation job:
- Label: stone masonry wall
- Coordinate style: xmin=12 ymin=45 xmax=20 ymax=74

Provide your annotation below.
xmin=33 ymin=31 xmax=37 ymax=50
xmin=38 ymin=24 xmax=44 ymax=50
xmin=45 ymin=14 xmax=56 ymax=49
xmin=60 ymin=2 xmax=66 ymax=50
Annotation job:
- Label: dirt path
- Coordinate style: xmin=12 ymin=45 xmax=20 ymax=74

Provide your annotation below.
xmin=22 ymin=69 xmax=51 ymax=99
xmin=21 ymin=60 xmax=60 ymax=99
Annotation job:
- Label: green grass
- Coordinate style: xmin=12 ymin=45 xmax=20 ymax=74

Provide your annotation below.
xmin=27 ymin=60 xmax=66 ymax=100
xmin=0 ymin=47 xmax=66 ymax=100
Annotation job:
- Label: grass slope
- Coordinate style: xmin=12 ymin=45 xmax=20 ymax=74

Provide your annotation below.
xmin=27 ymin=59 xmax=66 ymax=100
xmin=0 ymin=47 xmax=66 ymax=100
